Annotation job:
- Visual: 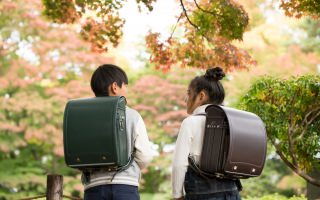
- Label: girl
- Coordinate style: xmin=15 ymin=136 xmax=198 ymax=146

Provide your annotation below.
xmin=172 ymin=67 xmax=241 ymax=200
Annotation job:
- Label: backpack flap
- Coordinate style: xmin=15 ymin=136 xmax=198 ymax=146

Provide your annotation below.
xmin=63 ymin=96 xmax=128 ymax=170
xmin=219 ymin=106 xmax=267 ymax=178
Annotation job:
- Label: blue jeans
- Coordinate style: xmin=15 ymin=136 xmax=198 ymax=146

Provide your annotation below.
xmin=84 ymin=184 xmax=140 ymax=200
xmin=184 ymin=167 xmax=241 ymax=200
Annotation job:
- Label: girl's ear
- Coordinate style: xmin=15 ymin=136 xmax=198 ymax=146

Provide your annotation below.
xmin=199 ymin=90 xmax=208 ymax=103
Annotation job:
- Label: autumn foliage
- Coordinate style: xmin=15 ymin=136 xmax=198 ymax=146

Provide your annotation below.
xmin=280 ymin=0 xmax=320 ymax=18
xmin=42 ymin=0 xmax=257 ymax=72
xmin=0 ymin=0 xmax=111 ymax=158
xmin=41 ymin=0 xmax=320 ymax=72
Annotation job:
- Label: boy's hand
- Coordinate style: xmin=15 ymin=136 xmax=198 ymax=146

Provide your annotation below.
xmin=174 ymin=197 xmax=184 ymax=200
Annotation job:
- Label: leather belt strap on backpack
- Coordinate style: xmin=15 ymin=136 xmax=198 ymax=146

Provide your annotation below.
xmin=109 ymin=151 xmax=135 ymax=182
xmin=81 ymin=153 xmax=135 ymax=184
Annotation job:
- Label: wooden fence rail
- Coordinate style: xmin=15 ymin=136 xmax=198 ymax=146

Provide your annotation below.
xmin=19 ymin=174 xmax=82 ymax=200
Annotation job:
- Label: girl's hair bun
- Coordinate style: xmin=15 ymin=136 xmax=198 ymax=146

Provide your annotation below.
xmin=204 ymin=67 xmax=225 ymax=81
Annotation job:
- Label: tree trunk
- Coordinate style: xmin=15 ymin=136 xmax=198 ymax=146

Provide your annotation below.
xmin=46 ymin=174 xmax=63 ymax=200
xmin=307 ymin=169 xmax=320 ymax=200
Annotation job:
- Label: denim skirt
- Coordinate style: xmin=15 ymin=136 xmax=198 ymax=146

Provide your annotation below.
xmin=184 ymin=167 xmax=241 ymax=200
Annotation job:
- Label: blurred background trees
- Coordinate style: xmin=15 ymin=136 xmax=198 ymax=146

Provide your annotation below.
xmin=239 ymin=75 xmax=320 ymax=198
xmin=0 ymin=0 xmax=110 ymax=198
xmin=0 ymin=0 xmax=319 ymax=199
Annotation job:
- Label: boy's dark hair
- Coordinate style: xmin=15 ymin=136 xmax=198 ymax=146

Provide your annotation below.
xmin=90 ymin=64 xmax=128 ymax=97
xmin=189 ymin=67 xmax=225 ymax=105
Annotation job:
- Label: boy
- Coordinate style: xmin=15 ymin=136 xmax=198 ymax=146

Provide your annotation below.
xmin=84 ymin=64 xmax=153 ymax=200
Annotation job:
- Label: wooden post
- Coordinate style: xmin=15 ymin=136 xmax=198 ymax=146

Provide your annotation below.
xmin=46 ymin=174 xmax=63 ymax=200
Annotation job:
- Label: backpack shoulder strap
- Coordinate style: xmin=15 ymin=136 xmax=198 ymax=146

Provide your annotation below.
xmin=188 ymin=155 xmax=216 ymax=179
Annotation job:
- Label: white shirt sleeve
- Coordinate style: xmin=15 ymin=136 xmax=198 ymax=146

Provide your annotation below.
xmin=133 ymin=115 xmax=153 ymax=169
xmin=172 ymin=118 xmax=193 ymax=198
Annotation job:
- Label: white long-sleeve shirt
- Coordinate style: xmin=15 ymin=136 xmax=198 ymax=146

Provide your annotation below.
xmin=84 ymin=106 xmax=153 ymax=190
xmin=172 ymin=104 xmax=210 ymax=198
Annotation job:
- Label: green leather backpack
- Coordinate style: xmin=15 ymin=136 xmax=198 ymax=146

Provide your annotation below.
xmin=63 ymin=96 xmax=131 ymax=172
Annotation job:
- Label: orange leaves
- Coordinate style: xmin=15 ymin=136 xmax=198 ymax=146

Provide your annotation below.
xmin=143 ymin=0 xmax=255 ymax=72
xmin=81 ymin=18 xmax=107 ymax=53
xmin=213 ymin=37 xmax=257 ymax=72
xmin=80 ymin=16 xmax=124 ymax=53
xmin=42 ymin=0 xmax=80 ymax=24
xmin=145 ymin=0 xmax=256 ymax=72
xmin=145 ymin=31 xmax=256 ymax=72
xmin=40 ymin=0 xmax=257 ymax=72
xmin=42 ymin=0 xmax=129 ymax=53
xmin=145 ymin=32 xmax=176 ymax=72
xmin=280 ymin=0 xmax=320 ymax=19
xmin=136 ymin=0 xmax=157 ymax=11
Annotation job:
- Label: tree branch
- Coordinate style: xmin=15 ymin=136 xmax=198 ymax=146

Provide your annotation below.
xmin=303 ymin=105 xmax=320 ymax=128
xmin=270 ymin=138 xmax=298 ymax=170
xmin=296 ymin=105 xmax=320 ymax=141
xmin=168 ymin=12 xmax=183 ymax=40
xmin=281 ymin=90 xmax=299 ymax=166
xmin=270 ymin=138 xmax=320 ymax=187
xmin=288 ymin=124 xmax=298 ymax=167
xmin=193 ymin=0 xmax=221 ymax=16
xmin=180 ymin=0 xmax=199 ymax=30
